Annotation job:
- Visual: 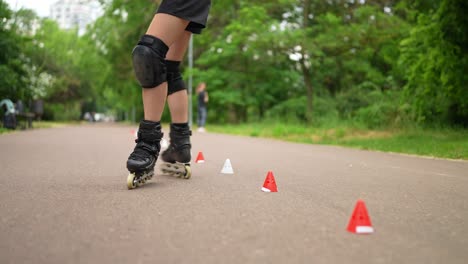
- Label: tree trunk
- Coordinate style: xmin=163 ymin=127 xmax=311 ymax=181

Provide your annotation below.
xmin=302 ymin=0 xmax=313 ymax=123
xmin=301 ymin=60 xmax=313 ymax=123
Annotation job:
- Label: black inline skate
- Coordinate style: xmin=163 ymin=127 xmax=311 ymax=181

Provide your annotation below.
xmin=160 ymin=123 xmax=192 ymax=179
xmin=126 ymin=120 xmax=163 ymax=189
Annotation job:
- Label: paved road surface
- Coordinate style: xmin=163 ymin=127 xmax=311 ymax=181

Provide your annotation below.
xmin=1 ymin=124 xmax=467 ymax=264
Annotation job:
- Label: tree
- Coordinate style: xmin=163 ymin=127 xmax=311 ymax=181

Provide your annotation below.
xmin=0 ymin=0 xmax=29 ymax=101
xmin=400 ymin=0 xmax=468 ymax=126
xmin=194 ymin=2 xmax=301 ymax=123
xmin=87 ymin=0 xmax=159 ymax=119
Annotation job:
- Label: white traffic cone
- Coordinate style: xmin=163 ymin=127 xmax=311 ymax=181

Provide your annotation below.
xmin=160 ymin=138 xmax=169 ymax=151
xmin=221 ymin=159 xmax=234 ymax=174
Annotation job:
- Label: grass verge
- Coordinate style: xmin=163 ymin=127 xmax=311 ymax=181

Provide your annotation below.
xmin=207 ymin=123 xmax=468 ymax=160
xmin=0 ymin=121 xmax=78 ymax=134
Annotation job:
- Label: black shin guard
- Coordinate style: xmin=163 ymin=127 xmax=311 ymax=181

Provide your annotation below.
xmin=166 ymin=60 xmax=187 ymax=95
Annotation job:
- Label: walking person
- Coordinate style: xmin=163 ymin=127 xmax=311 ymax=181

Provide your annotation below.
xmin=196 ymin=82 xmax=208 ymax=132
xmin=126 ymin=1 xmax=212 ymax=189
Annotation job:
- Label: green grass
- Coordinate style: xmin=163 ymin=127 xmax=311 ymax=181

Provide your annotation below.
xmin=32 ymin=121 xmax=78 ymax=129
xmin=207 ymin=123 xmax=468 ymax=160
xmin=0 ymin=121 xmax=77 ymax=134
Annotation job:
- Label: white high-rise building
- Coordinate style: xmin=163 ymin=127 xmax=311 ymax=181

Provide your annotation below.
xmin=49 ymin=0 xmax=102 ymax=35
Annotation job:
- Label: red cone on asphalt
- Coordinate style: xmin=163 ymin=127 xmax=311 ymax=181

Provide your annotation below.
xmin=347 ymin=200 xmax=374 ymax=234
xmin=130 ymin=129 xmax=138 ymax=139
xmin=261 ymin=171 xmax=278 ymax=192
xmin=195 ymin=152 xmax=205 ymax=163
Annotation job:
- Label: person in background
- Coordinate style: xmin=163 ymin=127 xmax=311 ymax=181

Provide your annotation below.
xmin=196 ymin=82 xmax=208 ymax=132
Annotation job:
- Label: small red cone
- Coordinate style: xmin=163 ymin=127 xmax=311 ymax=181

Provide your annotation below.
xmin=195 ymin=152 xmax=205 ymax=163
xmin=347 ymin=200 xmax=374 ymax=234
xmin=130 ymin=129 xmax=138 ymax=139
xmin=261 ymin=171 xmax=278 ymax=192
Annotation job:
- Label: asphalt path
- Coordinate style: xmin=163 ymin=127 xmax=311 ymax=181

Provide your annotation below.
xmin=1 ymin=123 xmax=467 ymax=264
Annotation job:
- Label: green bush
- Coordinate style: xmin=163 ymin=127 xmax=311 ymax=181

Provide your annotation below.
xmin=337 ymin=83 xmax=403 ymax=128
xmin=265 ymin=95 xmax=339 ymax=124
xmin=312 ymin=96 xmax=340 ymax=126
xmin=265 ymin=96 xmax=308 ymax=122
xmin=336 ymin=82 xmax=380 ymax=118
xmin=354 ymin=101 xmax=397 ymax=128
xmin=43 ymin=102 xmax=81 ymax=121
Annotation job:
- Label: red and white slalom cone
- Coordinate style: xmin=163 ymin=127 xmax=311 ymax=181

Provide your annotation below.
xmin=261 ymin=171 xmax=278 ymax=192
xmin=130 ymin=128 xmax=138 ymax=140
xmin=347 ymin=200 xmax=374 ymax=234
xmin=195 ymin=152 xmax=205 ymax=163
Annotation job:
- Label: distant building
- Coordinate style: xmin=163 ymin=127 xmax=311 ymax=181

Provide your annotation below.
xmin=49 ymin=0 xmax=102 ymax=35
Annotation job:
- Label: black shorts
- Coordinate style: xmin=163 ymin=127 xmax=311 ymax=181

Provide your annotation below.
xmin=156 ymin=0 xmax=211 ymax=34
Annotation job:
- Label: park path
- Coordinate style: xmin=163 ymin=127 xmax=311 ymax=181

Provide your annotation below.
xmin=1 ymin=123 xmax=467 ymax=264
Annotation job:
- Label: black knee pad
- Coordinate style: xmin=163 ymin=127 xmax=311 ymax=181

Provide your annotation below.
xmin=132 ymin=35 xmax=169 ymax=88
xmin=166 ymin=60 xmax=187 ymax=95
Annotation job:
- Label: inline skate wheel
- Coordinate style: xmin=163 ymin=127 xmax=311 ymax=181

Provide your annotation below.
xmin=127 ymin=173 xmax=136 ymax=189
xmin=183 ymin=165 xmax=192 ymax=179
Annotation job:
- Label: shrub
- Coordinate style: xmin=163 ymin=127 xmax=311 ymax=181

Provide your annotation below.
xmin=43 ymin=102 xmax=81 ymax=121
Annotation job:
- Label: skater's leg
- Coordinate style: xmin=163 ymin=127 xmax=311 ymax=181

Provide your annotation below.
xmin=127 ymin=0 xmax=211 ymax=186
xmin=127 ymin=14 xmax=189 ymax=188
xmin=159 ymin=32 xmax=193 ymax=178
xmin=166 ymin=31 xmax=191 ymax=123
xmin=140 ymin=14 xmax=189 ymax=122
